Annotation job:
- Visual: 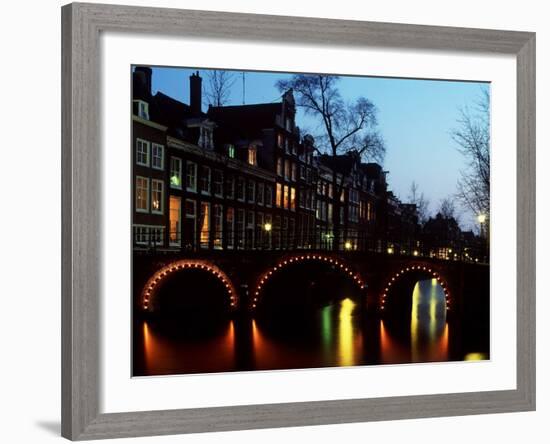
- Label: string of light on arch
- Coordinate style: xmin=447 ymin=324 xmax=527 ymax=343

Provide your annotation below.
xmin=140 ymin=259 xmax=238 ymax=312
xmin=251 ymin=254 xmax=366 ymax=310
xmin=380 ymin=265 xmax=450 ymax=312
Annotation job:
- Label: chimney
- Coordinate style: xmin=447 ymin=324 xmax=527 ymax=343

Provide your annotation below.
xmin=190 ymin=71 xmax=202 ymax=114
xmin=133 ymin=66 xmax=152 ymax=99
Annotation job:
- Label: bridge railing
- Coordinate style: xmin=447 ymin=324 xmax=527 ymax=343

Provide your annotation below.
xmin=133 ymin=227 xmax=489 ymax=264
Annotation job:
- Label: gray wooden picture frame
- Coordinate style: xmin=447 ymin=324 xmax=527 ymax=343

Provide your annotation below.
xmin=61 ymin=2 xmax=536 ymax=440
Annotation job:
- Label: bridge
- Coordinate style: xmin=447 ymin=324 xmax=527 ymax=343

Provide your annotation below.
xmin=134 ymin=249 xmax=489 ymax=323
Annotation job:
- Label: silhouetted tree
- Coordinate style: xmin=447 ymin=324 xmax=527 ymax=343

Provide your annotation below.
xmin=408 ymin=181 xmax=430 ymax=224
xmin=452 ymin=88 xmax=490 ymax=223
xmin=204 ymin=70 xmax=236 ymax=107
xmin=276 ymin=75 xmax=385 ymax=248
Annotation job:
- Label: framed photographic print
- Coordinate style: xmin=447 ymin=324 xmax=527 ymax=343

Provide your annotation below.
xmin=61 ymin=2 xmax=535 ymax=440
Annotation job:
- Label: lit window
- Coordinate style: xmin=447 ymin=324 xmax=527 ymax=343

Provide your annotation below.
xmin=248 ymin=146 xmax=257 ymax=166
xmin=227 ymin=144 xmax=235 ymax=158
xmin=151 ymin=180 xmax=164 ymax=214
xmin=135 ymin=176 xmax=149 ymax=213
xmin=226 ymin=207 xmax=235 ymax=249
xmin=290 ymin=187 xmax=296 ymax=211
xmin=170 ymin=157 xmax=182 ymax=188
xmin=200 ymin=165 xmax=211 ymax=195
xmin=136 ymin=139 xmax=150 ymax=166
xmin=184 ymin=199 xmax=196 ymax=249
xmin=200 ymin=202 xmax=210 ymax=249
xmin=151 ymin=144 xmax=164 ymax=170
xmin=283 ymin=185 xmax=289 ymax=209
xmin=169 ymin=196 xmax=181 ymax=246
xmin=213 ymin=204 xmax=223 ymax=250
xmin=186 ymin=161 xmax=197 ymax=192
xmin=275 ymin=183 xmax=282 ymax=208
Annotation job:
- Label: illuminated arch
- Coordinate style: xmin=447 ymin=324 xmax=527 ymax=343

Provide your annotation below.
xmin=379 ymin=264 xmax=451 ymax=313
xmin=251 ymin=254 xmax=366 ymax=310
xmin=140 ymin=259 xmax=238 ymax=313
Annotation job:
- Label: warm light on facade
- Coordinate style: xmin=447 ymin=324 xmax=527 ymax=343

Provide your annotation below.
xmin=263 ymin=222 xmax=272 ymax=232
xmin=387 ymin=247 xmax=394 ymax=254
xmin=344 ymin=241 xmax=352 ymax=250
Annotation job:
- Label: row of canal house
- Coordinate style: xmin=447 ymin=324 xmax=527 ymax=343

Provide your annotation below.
xmin=131 ymin=67 xmax=396 ymax=253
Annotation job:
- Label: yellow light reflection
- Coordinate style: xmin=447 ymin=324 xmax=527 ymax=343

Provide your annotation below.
xmin=410 ymin=283 xmax=420 ymax=362
xmin=464 ymin=352 xmax=488 ymax=361
xmin=338 ymin=298 xmax=355 ymax=366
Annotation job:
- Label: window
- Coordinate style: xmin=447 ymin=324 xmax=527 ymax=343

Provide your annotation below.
xmin=199 ymin=126 xmax=213 ymax=150
xmin=290 ymin=187 xmax=296 ymax=211
xmin=300 ymin=165 xmax=306 ymax=180
xmin=256 ymin=212 xmax=264 ymax=249
xmin=136 ymin=139 xmax=150 ymax=166
xmin=226 ymin=144 xmax=235 ymax=158
xmin=283 ymin=185 xmax=289 ymax=209
xmin=264 ymin=213 xmax=272 ymax=249
xmin=135 ymin=100 xmax=149 ymax=120
xmin=225 ymin=174 xmax=235 ymax=199
xmin=200 ymin=202 xmax=210 ymax=249
xmin=152 ymin=143 xmax=164 ymax=170
xmin=265 ymin=184 xmax=273 ymax=207
xmin=291 ymin=163 xmax=297 ymax=181
xmin=277 ymin=134 xmax=283 ymax=148
xmin=246 ymin=211 xmax=255 ymax=249
xmin=328 ymin=203 xmax=333 ymax=222
xmin=274 ymin=215 xmax=281 ymax=249
xmin=276 ymin=157 xmax=283 ymax=176
xmin=236 ymin=177 xmax=245 ymax=201
xmin=200 ymin=165 xmax=211 ymax=195
xmin=170 ymin=157 xmax=182 ymax=189
xmin=282 ymin=217 xmax=289 ymax=249
xmin=184 ymin=199 xmax=196 ymax=249
xmin=151 ymin=180 xmax=164 ymax=214
xmin=213 ymin=169 xmax=223 ymax=197
xmin=298 ymin=189 xmax=305 ymax=208
xmin=285 ymin=117 xmax=291 ymax=131
xmin=247 ymin=180 xmax=255 ymax=203
xmin=236 ymin=209 xmax=245 ymax=250
xmin=275 ymin=183 xmax=282 ymax=207
xmin=135 ymin=176 xmax=149 ymax=213
xmin=169 ymin=196 xmax=181 ymax=246
xmin=248 ymin=146 xmax=257 ymax=166
xmin=284 ymin=159 xmax=290 ymax=180
xmin=226 ymin=207 xmax=235 ymax=249
xmin=213 ymin=204 xmax=223 ymax=249
xmin=186 ymin=161 xmax=197 ymax=192
xmin=257 ymin=183 xmax=264 ymax=206
xmin=133 ymin=225 xmax=163 ymax=246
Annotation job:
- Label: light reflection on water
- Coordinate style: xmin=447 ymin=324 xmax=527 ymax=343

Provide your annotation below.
xmin=135 ymin=279 xmax=480 ymax=376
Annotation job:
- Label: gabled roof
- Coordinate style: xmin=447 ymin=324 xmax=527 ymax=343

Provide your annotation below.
xmin=208 ymin=103 xmax=281 ymax=141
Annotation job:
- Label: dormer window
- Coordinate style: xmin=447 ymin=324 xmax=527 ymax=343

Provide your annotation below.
xmin=134 ymin=100 xmax=149 ymax=120
xmin=199 ymin=126 xmax=214 ymax=150
xmin=248 ymin=146 xmax=257 ymax=166
xmin=226 ymin=144 xmax=235 ymax=159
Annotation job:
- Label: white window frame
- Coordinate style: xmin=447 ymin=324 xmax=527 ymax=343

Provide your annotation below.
xmin=186 ymin=161 xmax=197 ymax=192
xmin=213 ymin=204 xmax=223 ymax=250
xmin=136 ymin=138 xmax=150 ymax=167
xmin=213 ymin=169 xmax=223 ymax=197
xmin=170 ymin=157 xmax=182 ymax=189
xmin=151 ymin=179 xmax=164 ymax=215
xmin=201 ymin=165 xmax=212 ymax=195
xmin=135 ymin=176 xmax=149 ymax=213
xmin=151 ymin=143 xmax=164 ymax=170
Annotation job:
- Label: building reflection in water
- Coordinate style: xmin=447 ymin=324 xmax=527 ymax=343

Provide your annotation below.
xmin=135 ymin=278 xmax=477 ymax=376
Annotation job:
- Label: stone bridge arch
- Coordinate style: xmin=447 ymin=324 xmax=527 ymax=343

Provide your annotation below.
xmin=250 ymin=253 xmax=367 ymax=310
xmin=378 ymin=263 xmax=452 ymax=315
xmin=140 ymin=258 xmax=238 ymax=313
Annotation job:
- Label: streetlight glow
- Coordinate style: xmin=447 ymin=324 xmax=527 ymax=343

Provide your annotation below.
xmin=344 ymin=241 xmax=352 ymax=250
xmin=477 ymin=213 xmax=487 ymax=224
xmin=263 ymin=222 xmax=272 ymax=232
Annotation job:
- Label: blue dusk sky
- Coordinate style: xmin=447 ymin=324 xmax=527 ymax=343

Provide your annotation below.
xmin=145 ymin=66 xmax=489 ymax=230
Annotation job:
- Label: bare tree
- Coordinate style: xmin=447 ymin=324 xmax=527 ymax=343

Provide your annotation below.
xmin=276 ymin=75 xmax=385 ymax=247
xmin=438 ymin=197 xmax=458 ymax=221
xmin=408 ymin=181 xmax=430 ymax=224
xmin=452 ymin=88 xmax=490 ymax=222
xmin=204 ymin=70 xmax=236 ymax=107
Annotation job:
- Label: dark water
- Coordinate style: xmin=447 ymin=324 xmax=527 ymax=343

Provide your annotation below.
xmin=133 ymin=278 xmax=489 ymax=376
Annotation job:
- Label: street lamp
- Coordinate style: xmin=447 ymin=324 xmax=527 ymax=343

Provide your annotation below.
xmin=477 ymin=213 xmax=487 ymax=224
xmin=344 ymin=241 xmax=352 ymax=250
xmin=263 ymin=222 xmax=272 ymax=232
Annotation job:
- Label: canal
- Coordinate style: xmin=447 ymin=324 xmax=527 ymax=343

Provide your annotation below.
xmin=133 ymin=266 xmax=489 ymax=376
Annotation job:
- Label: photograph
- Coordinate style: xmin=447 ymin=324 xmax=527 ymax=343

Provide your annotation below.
xmin=131 ymin=65 xmax=490 ymax=376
